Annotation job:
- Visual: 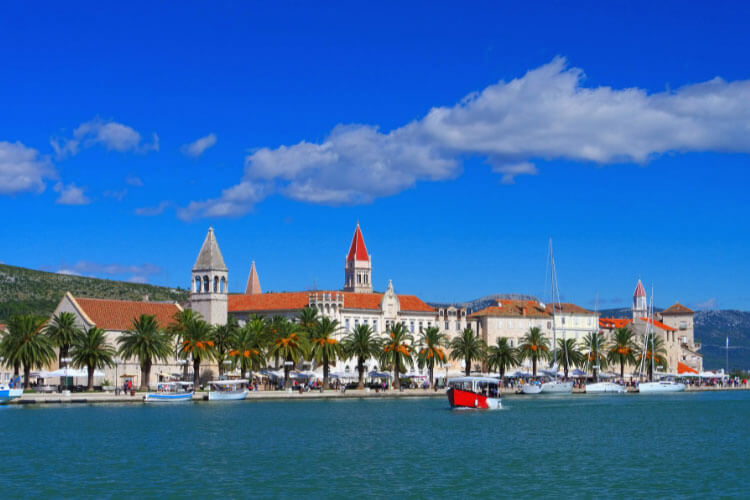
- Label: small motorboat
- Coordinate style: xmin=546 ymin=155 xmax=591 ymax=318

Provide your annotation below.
xmin=144 ymin=381 xmax=194 ymax=402
xmin=0 ymin=379 xmax=23 ymax=404
xmin=207 ymin=379 xmax=249 ymax=401
xmin=638 ymin=380 xmax=686 ymax=393
xmin=521 ymin=381 xmax=542 ymax=394
xmin=541 ymin=379 xmax=573 ymax=394
xmin=586 ymin=382 xmax=626 ymax=394
xmin=447 ymin=377 xmax=502 ymax=409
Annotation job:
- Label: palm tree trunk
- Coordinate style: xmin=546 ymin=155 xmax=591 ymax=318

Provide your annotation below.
xmin=87 ymin=364 xmax=94 ymax=391
xmin=393 ymin=357 xmax=400 ymax=389
xmin=533 ymin=358 xmax=537 ymax=377
xmin=464 ymin=356 xmax=470 ymax=376
xmin=141 ymin=360 xmax=152 ymax=391
xmin=182 ymin=361 xmax=189 ymax=380
xmin=323 ymin=355 xmax=330 ymax=390
xmin=13 ymin=362 xmax=20 ymax=377
xmin=620 ymin=360 xmax=624 ymax=379
xmin=218 ymin=356 xmax=224 ymax=377
xmin=284 ymin=356 xmax=291 ymax=389
xmin=429 ymin=365 xmax=434 ymax=389
xmin=357 ymin=358 xmax=364 ymax=390
xmin=23 ymin=363 xmax=31 ymax=389
xmin=193 ymin=357 xmax=201 ymax=388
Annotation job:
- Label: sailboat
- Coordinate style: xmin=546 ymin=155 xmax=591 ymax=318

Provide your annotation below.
xmin=539 ymin=240 xmax=573 ymax=394
xmin=637 ymin=286 xmax=685 ymax=394
xmin=586 ymin=296 xmax=625 ymax=394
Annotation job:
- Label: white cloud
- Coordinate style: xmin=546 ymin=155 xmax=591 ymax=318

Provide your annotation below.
xmin=181 ymin=133 xmax=217 ymax=158
xmin=135 ymin=201 xmax=170 ymax=216
xmin=183 ymin=57 xmax=750 ymax=218
xmin=125 ymin=175 xmax=143 ymax=187
xmin=54 ymin=182 xmax=90 ymax=205
xmin=51 ymin=118 xmax=159 ymax=158
xmin=0 ymin=141 xmax=56 ymax=194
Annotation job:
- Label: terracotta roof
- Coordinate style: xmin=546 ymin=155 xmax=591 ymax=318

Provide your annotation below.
xmin=346 ymin=223 xmax=369 ymax=262
xmin=228 ymin=291 xmax=434 ymax=313
xmin=662 ymin=302 xmax=694 ymax=315
xmin=677 ymin=362 xmax=699 ymax=374
xmin=639 ymin=317 xmax=677 ymax=332
xmin=73 ymin=296 xmax=182 ymax=331
xmin=633 ymin=279 xmax=646 ymax=297
xmin=599 ymin=318 xmax=632 ymax=329
xmin=469 ymin=300 xmax=551 ymax=319
xmin=545 ymin=302 xmax=596 ymax=315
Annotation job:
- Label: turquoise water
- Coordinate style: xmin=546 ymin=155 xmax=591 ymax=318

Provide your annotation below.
xmin=2 ymin=392 xmax=749 ymax=498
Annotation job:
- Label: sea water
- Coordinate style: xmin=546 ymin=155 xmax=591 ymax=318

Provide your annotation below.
xmin=2 ymin=392 xmax=749 ymax=498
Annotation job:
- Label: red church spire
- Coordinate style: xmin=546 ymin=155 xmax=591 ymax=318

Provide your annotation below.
xmin=346 ymin=222 xmax=369 ymax=262
xmin=633 ymin=279 xmax=646 ymax=297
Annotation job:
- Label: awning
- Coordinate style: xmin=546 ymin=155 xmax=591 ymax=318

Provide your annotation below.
xmin=46 ymin=367 xmax=105 ymax=377
xmin=677 ymin=362 xmax=699 ymax=374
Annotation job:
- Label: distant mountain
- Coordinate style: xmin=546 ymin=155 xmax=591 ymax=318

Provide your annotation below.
xmin=429 ymin=293 xmax=540 ymax=314
xmin=0 ymin=264 xmax=189 ymax=322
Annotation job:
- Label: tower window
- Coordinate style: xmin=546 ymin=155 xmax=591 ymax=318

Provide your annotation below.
xmin=357 ymin=274 xmax=362 ymax=284
xmin=221 ymin=276 xmax=226 ymax=293
xmin=203 ymin=275 xmax=209 ymax=292
xmin=214 ymin=276 xmax=219 ymax=293
xmin=194 ymin=276 xmax=200 ymax=292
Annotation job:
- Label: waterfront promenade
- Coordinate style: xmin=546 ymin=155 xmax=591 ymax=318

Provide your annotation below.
xmin=9 ymin=384 xmax=749 ymax=404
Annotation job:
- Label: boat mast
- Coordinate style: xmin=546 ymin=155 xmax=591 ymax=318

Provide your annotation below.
xmin=549 ymin=238 xmax=567 ymax=380
xmin=649 ymin=285 xmax=655 ymax=381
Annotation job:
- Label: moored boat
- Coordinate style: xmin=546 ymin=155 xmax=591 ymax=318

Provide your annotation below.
xmin=208 ymin=379 xmax=249 ymax=401
xmin=447 ymin=377 xmax=502 ymax=409
xmin=0 ymin=380 xmax=23 ymax=404
xmin=586 ymin=381 xmax=626 ymax=393
xmin=638 ymin=380 xmax=686 ymax=393
xmin=541 ymin=379 xmax=573 ymax=394
xmin=521 ymin=381 xmax=542 ymax=394
xmin=144 ymin=381 xmax=194 ymax=402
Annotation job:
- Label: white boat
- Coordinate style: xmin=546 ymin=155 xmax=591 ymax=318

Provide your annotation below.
xmin=144 ymin=381 xmax=194 ymax=403
xmin=0 ymin=381 xmax=23 ymax=404
xmin=208 ymin=379 xmax=249 ymax=401
xmin=541 ymin=380 xmax=573 ymax=394
xmin=586 ymin=382 xmax=626 ymax=393
xmin=638 ymin=380 xmax=686 ymax=393
xmin=521 ymin=382 xmax=542 ymax=394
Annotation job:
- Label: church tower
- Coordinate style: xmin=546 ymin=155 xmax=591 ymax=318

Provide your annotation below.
xmin=344 ymin=222 xmax=372 ymax=293
xmin=191 ymin=227 xmax=228 ymax=326
xmin=632 ymin=279 xmax=647 ymax=320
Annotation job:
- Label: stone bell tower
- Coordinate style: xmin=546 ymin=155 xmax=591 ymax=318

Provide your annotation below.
xmin=190 ymin=227 xmax=228 ymax=325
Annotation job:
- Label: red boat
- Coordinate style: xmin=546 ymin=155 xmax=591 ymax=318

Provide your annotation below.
xmin=447 ymin=377 xmax=502 ymax=410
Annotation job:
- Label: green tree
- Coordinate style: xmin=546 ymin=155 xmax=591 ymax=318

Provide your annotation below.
xmin=298 ymin=307 xmax=319 ymax=334
xmin=342 ymin=324 xmax=381 ymax=389
xmin=636 ymin=332 xmax=669 ymax=381
xmin=269 ymin=319 xmax=309 ymax=388
xmin=417 ymin=326 xmax=448 ymax=388
xmin=179 ymin=318 xmax=216 ymax=388
xmin=382 ymin=323 xmax=414 ymax=389
xmin=213 ymin=317 xmax=239 ymax=376
xmin=450 ymin=327 xmax=487 ymax=376
xmin=118 ymin=314 xmax=173 ymax=391
xmin=518 ymin=327 xmax=551 ymax=377
xmin=487 ymin=337 xmax=519 ymax=379
xmin=552 ymin=337 xmax=585 ymax=379
xmin=167 ymin=309 xmax=203 ymax=380
xmin=71 ymin=326 xmax=115 ymax=391
xmin=5 ymin=315 xmax=56 ymax=389
xmin=310 ymin=317 xmax=344 ymax=389
xmin=44 ymin=312 xmax=83 ymax=367
xmin=606 ymin=327 xmax=638 ymax=379
xmin=229 ymin=318 xmax=266 ymax=381
xmin=581 ymin=332 xmax=608 ymax=379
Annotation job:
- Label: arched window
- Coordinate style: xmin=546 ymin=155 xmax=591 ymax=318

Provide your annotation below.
xmin=194 ymin=276 xmax=200 ymax=292
xmin=203 ymin=275 xmax=209 ymax=292
xmin=213 ymin=276 xmax=219 ymax=293
xmin=220 ymin=276 xmax=226 ymax=293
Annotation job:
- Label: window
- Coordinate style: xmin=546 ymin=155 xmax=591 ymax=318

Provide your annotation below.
xmin=357 ymin=274 xmax=362 ymax=284
xmin=345 ymin=319 xmax=350 ymax=331
xmin=373 ymin=320 xmax=378 ymax=332
xmin=203 ymin=275 xmax=209 ymax=292
xmin=410 ymin=321 xmax=415 ymax=333
xmin=355 ymin=319 xmax=360 ymax=328
xmin=220 ymin=276 xmax=226 ymax=293
xmin=547 ymin=321 xmax=552 ymax=329
xmin=213 ymin=276 xmax=219 ymax=292
xmin=445 ymin=321 xmax=449 ymax=330
xmin=679 ymin=321 xmax=687 ymax=330
xmin=364 ymin=319 xmax=369 ymax=326
xmin=418 ymin=321 xmax=423 ymax=333
xmin=510 ymin=339 xmax=514 ymax=347
xmin=456 ymin=322 xmax=460 ymax=331
xmin=194 ymin=276 xmax=200 ymax=292
xmin=364 ymin=274 xmax=368 ymax=284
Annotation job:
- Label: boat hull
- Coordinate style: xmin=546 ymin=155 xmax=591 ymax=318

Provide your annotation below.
xmin=447 ymin=388 xmax=501 ymax=409
xmin=540 ymin=381 xmax=573 ymax=394
xmin=521 ymin=384 xmax=542 ymax=394
xmin=0 ymin=388 xmax=23 ymax=404
xmin=208 ymin=389 xmax=249 ymax=401
xmin=586 ymin=382 xmax=625 ymax=394
xmin=144 ymin=392 xmax=194 ymax=403
xmin=638 ymin=382 xmax=686 ymax=393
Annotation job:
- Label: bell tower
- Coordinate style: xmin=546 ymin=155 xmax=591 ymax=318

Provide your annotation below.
xmin=344 ymin=222 xmax=372 ymax=293
xmin=190 ymin=227 xmax=228 ymax=325
xmin=632 ymin=279 xmax=647 ymax=320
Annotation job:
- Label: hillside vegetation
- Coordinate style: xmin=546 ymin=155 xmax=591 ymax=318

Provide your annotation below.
xmin=0 ymin=264 xmax=189 ymax=322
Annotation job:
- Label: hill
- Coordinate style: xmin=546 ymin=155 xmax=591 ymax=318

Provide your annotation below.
xmin=0 ymin=263 xmax=189 ymax=322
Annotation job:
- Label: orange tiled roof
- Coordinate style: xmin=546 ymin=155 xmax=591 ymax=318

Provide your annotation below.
xmin=662 ymin=302 xmax=694 ymax=315
xmin=228 ymin=291 xmax=434 ymax=313
xmin=73 ymin=296 xmax=181 ymax=331
xmin=639 ymin=317 xmax=677 ymax=332
xmin=346 ymin=224 xmax=369 ymax=262
xmin=545 ymin=302 xmax=595 ymax=315
xmin=677 ymin=361 xmax=699 ymax=374
xmin=599 ymin=318 xmax=632 ymax=329
xmin=469 ymin=300 xmax=551 ymax=319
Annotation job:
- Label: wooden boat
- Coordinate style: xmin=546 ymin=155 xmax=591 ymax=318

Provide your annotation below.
xmin=144 ymin=382 xmax=194 ymax=403
xmin=447 ymin=377 xmax=502 ymax=409
xmin=207 ymin=379 xmax=249 ymax=401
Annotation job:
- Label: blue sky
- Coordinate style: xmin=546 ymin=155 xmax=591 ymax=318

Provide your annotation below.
xmin=1 ymin=2 xmax=749 ymax=309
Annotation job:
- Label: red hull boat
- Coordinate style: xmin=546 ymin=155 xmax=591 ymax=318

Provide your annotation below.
xmin=447 ymin=377 xmax=502 ymax=410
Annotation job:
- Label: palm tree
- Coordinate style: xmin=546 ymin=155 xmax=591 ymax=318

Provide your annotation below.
xmin=310 ymin=317 xmax=344 ymax=389
xmin=382 ymin=323 xmax=414 ymax=389
xmin=269 ymin=319 xmax=308 ymax=388
xmin=213 ymin=317 xmax=239 ymax=376
xmin=487 ymin=337 xmax=519 ymax=379
xmin=44 ymin=312 xmax=83 ymax=367
xmin=518 ymin=327 xmax=551 ymax=377
xmin=581 ymin=332 xmax=608 ymax=379
xmin=5 ymin=315 xmax=56 ymax=389
xmin=606 ymin=327 xmax=638 ymax=379
xmin=552 ymin=337 xmax=585 ymax=379
xmin=342 ymin=324 xmax=381 ymax=389
xmin=167 ymin=309 xmax=203 ymax=380
xmin=298 ymin=307 xmax=319 ymax=334
xmin=118 ymin=314 xmax=173 ymax=391
xmin=417 ymin=326 xmax=447 ymax=388
xmin=71 ymin=326 xmax=115 ymax=391
xmin=450 ymin=327 xmax=487 ymax=376
xmin=635 ymin=332 xmax=669 ymax=381
xmin=267 ymin=315 xmax=287 ymax=369
xmin=229 ymin=318 xmax=266 ymax=381
xmin=0 ymin=325 xmax=22 ymax=377
xmin=180 ymin=318 xmax=216 ymax=387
